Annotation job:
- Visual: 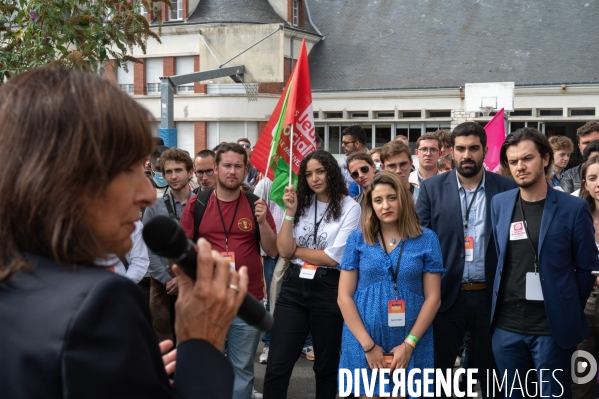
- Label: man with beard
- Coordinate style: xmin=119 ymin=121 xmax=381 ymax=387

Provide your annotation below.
xmin=180 ymin=142 xmax=277 ymax=399
xmin=490 ymin=128 xmax=597 ymax=398
xmin=417 ymin=122 xmax=517 ymax=398
xmin=142 ymin=148 xmax=195 ymax=343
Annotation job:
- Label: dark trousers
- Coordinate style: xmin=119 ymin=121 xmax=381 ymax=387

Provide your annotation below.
xmin=263 ymin=264 xmax=343 ymax=399
xmin=492 ymin=327 xmax=574 ymax=399
xmin=434 ymin=289 xmax=500 ymax=398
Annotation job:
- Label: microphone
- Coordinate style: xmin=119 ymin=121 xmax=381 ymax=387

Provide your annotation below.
xmin=142 ymin=216 xmax=274 ymax=332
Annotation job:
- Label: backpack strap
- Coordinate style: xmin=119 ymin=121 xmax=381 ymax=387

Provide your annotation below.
xmin=193 ymin=188 xmax=214 ymax=243
xmin=162 ymin=189 xmax=178 ymax=221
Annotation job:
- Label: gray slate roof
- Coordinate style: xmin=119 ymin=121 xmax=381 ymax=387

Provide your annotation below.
xmin=307 ymin=0 xmax=599 ymax=91
xmin=187 ymin=0 xmax=286 ymax=24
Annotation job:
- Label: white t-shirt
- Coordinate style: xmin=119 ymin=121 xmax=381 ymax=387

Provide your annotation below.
xmin=292 ymin=195 xmax=361 ymax=266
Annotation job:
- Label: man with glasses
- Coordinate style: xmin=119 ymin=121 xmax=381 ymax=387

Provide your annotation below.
xmin=379 ymin=140 xmax=420 ymax=202
xmin=193 ymin=149 xmax=217 ymax=193
xmin=341 ymin=125 xmax=369 ymax=194
xmin=416 ymin=122 xmax=516 ymax=398
xmin=410 ymin=133 xmax=443 ymax=188
xmin=237 ymin=138 xmax=260 ymax=189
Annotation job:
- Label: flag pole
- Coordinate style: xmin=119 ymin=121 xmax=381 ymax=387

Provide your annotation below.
xmin=289 ymin=124 xmax=294 ymax=185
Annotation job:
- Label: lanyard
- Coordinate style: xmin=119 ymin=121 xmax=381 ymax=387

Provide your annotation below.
xmin=215 ymin=191 xmax=241 ymax=253
xmin=380 ymin=232 xmax=406 ymax=300
xmin=313 ymin=198 xmax=330 ymax=249
xmin=518 ymin=194 xmax=539 ymax=273
xmin=462 ymin=178 xmax=483 ymax=234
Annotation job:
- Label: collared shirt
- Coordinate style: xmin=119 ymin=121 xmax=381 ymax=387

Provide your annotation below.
xmin=409 ymin=168 xmax=440 ymax=188
xmin=548 ymin=168 xmax=562 ymax=188
xmin=457 ymin=172 xmax=487 ymax=283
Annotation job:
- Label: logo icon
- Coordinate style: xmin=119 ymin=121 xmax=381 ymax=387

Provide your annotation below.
xmin=514 ymin=222 xmax=523 ymax=233
xmin=238 ymin=218 xmax=252 ymax=232
xmin=572 ymin=350 xmax=597 ymax=384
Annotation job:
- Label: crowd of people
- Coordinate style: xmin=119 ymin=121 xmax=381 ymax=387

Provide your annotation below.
xmin=2 ymin=67 xmax=599 ymax=399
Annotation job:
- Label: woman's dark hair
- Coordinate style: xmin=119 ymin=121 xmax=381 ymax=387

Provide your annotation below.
xmin=294 ymin=150 xmax=348 ymax=225
xmin=0 ymin=67 xmax=153 ymax=282
xmin=580 ymin=155 xmax=599 ymax=212
xmin=499 ymin=127 xmax=553 ymax=175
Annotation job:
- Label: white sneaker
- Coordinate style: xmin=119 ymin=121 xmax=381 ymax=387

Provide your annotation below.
xmin=302 ymin=345 xmax=315 ymax=361
xmin=259 ymin=346 xmax=269 ymax=364
xmin=252 ymin=388 xmax=263 ymax=399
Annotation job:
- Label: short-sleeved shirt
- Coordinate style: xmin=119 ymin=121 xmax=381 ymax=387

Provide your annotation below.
xmin=180 ymin=191 xmax=276 ymax=299
xmin=291 ymin=195 xmax=361 ymax=266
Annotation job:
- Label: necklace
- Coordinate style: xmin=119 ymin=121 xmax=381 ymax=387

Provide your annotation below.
xmin=390 ymin=238 xmax=397 ymax=246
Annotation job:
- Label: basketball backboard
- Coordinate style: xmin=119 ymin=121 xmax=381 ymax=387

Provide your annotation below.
xmin=464 ymin=82 xmax=515 ymax=113
xmin=199 ymin=24 xmax=284 ymax=84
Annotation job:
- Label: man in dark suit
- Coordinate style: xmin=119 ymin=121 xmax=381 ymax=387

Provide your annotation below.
xmin=490 ymin=127 xmax=598 ymax=398
xmin=417 ymin=122 xmax=517 ymax=398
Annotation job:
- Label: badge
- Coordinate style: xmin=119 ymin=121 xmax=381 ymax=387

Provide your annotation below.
xmin=388 ymin=299 xmax=405 ymax=327
xmin=220 ymin=252 xmax=236 ymax=270
xmin=525 ymin=272 xmax=544 ymax=300
xmin=510 ymin=222 xmax=528 ymax=240
xmin=299 ymin=262 xmax=318 ymax=279
xmin=464 ymin=236 xmax=474 ymax=262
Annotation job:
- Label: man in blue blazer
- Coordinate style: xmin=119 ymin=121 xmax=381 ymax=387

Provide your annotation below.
xmin=417 ymin=122 xmax=517 ymax=398
xmin=490 ymin=127 xmax=598 ymax=398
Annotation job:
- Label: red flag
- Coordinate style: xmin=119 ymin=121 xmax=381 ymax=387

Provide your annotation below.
xmin=484 ymin=108 xmax=505 ymax=173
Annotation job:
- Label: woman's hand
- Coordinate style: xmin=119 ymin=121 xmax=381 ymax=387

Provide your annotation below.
xmin=173 ymin=239 xmax=248 ymax=350
xmin=159 ymin=340 xmax=177 ymax=375
xmin=283 ymin=185 xmax=298 ymax=215
xmin=389 ymin=342 xmax=414 ymax=371
xmin=365 ymin=344 xmax=386 ymax=370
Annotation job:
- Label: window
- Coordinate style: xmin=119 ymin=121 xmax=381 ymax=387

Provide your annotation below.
xmin=313 ymin=112 xmax=320 ymax=120
xmin=175 ymin=56 xmax=194 ymax=94
xmin=292 ymin=0 xmax=299 ymax=26
xmin=539 ymin=109 xmax=563 ymax=117
xmin=510 ymin=109 xmax=532 ymax=117
xmin=401 ymin=111 xmax=421 ymax=118
xmin=570 ymin=109 xmax=595 ymax=116
xmin=117 ymin=61 xmax=134 ymax=94
xmin=376 ymin=111 xmax=395 ymax=119
xmin=326 ymin=112 xmax=343 ymax=119
xmin=138 ymin=0 xmax=148 ymax=18
xmin=428 ymin=110 xmax=451 ymax=118
xmin=145 ymin=58 xmax=163 ymax=95
xmin=170 ymin=0 xmax=182 ymax=20
xmin=351 ymin=112 xmax=368 ymax=118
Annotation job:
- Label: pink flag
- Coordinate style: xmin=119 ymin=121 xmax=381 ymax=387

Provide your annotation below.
xmin=484 ymin=108 xmax=505 ymax=173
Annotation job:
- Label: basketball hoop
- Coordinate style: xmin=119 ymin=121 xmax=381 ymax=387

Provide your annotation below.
xmin=479 ymin=106 xmax=494 ymax=117
xmin=243 ymin=82 xmax=260 ymax=102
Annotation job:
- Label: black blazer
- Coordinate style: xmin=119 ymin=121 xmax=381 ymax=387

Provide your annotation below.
xmin=417 ymin=170 xmax=517 ymax=312
xmin=0 ymin=254 xmax=234 ymax=399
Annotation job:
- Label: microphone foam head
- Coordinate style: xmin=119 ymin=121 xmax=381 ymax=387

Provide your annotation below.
xmin=142 ymin=215 xmax=188 ymax=258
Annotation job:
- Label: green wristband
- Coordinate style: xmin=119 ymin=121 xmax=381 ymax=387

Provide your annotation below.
xmin=407 ymin=334 xmax=419 ymax=345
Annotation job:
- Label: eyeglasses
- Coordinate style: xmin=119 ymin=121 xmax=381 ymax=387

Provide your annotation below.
xmin=350 ymin=165 xmax=371 ymax=179
xmin=239 ymin=143 xmax=251 ymax=149
xmin=385 ymin=161 xmax=411 ymax=171
xmin=341 ymin=140 xmax=357 ymax=146
xmin=195 ymin=169 xmax=214 ymax=177
xmin=418 ymin=147 xmax=439 ymax=155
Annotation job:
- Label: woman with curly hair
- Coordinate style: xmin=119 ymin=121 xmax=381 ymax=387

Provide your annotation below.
xmin=263 ymin=150 xmax=361 ymax=399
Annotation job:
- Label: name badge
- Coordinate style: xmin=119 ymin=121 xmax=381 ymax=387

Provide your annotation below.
xmin=464 ymin=236 xmax=474 ymax=262
xmin=525 ymin=272 xmax=544 ymax=300
xmin=510 ymin=222 xmax=528 ymax=241
xmin=299 ymin=262 xmax=318 ymax=279
xmin=220 ymin=252 xmax=236 ymax=270
xmin=388 ymin=299 xmax=405 ymax=327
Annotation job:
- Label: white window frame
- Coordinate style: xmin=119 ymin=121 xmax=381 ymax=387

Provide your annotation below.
xmin=292 ymin=0 xmax=299 ymax=26
xmin=170 ymin=0 xmax=182 ymax=20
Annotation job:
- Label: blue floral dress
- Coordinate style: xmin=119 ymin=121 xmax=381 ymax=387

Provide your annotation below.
xmin=338 ymin=228 xmax=445 ymax=397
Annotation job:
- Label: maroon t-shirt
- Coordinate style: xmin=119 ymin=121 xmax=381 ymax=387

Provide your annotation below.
xmin=181 ymin=191 xmax=275 ymax=300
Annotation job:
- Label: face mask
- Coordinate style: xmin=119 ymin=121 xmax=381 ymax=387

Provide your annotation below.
xmin=374 ymin=162 xmax=382 ymax=171
xmin=153 ymin=172 xmax=168 ymax=188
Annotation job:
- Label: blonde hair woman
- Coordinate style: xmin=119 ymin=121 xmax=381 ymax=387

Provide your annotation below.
xmin=337 ymin=172 xmax=444 ymax=398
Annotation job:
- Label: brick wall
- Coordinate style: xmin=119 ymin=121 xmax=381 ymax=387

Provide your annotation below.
xmin=194 ymin=55 xmax=207 ymax=94
xmin=183 ymin=0 xmax=188 ymax=19
xmin=134 ymin=59 xmax=146 ymax=95
xmin=194 ymin=121 xmax=207 ymax=153
xmin=104 ymin=60 xmax=117 ymax=84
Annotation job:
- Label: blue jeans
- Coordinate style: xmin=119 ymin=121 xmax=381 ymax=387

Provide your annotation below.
xmin=226 ymin=316 xmax=261 ymax=399
xmin=261 ymin=256 xmax=313 ymax=349
xmin=492 ymin=327 xmax=574 ymax=399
